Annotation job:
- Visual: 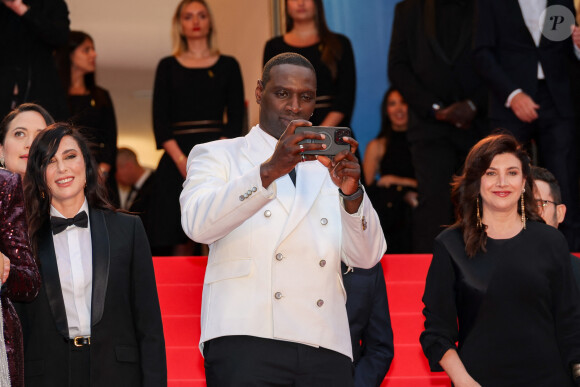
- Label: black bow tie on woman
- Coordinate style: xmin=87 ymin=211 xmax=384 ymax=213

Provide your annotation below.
xmin=50 ymin=211 xmax=88 ymax=235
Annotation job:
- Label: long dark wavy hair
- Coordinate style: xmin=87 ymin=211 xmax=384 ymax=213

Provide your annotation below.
xmin=451 ymin=133 xmax=542 ymax=257
xmin=0 ymin=103 xmax=55 ymax=144
xmin=24 ymin=123 xmax=114 ymax=256
xmin=284 ymin=0 xmax=342 ymax=80
xmin=374 ymin=87 xmax=406 ymax=140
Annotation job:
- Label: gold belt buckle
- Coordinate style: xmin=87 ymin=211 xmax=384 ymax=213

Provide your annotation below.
xmin=73 ymin=336 xmax=90 ymax=347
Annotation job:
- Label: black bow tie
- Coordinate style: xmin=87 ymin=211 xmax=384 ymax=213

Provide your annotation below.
xmin=50 ymin=211 xmax=89 ymax=235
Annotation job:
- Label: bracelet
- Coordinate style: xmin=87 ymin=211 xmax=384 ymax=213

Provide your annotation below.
xmin=338 ymin=184 xmax=364 ymax=201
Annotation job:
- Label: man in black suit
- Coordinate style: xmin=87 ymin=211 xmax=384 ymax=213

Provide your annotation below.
xmin=531 ymin=166 xmax=580 ymax=291
xmin=341 ymin=262 xmax=394 ymax=387
xmin=474 ymin=0 xmax=580 ymax=250
xmin=388 ymin=0 xmax=488 ymax=252
xmin=116 ymin=147 xmax=155 ymax=243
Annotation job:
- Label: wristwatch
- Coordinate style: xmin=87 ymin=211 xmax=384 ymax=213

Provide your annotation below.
xmin=339 ymin=183 xmax=364 ymax=201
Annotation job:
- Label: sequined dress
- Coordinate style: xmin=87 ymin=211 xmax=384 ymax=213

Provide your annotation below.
xmin=0 ymin=170 xmax=41 ymax=387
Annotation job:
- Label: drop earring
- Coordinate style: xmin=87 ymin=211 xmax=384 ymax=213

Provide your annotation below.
xmin=520 ymin=190 xmax=526 ymax=229
xmin=476 ymin=196 xmax=482 ymax=229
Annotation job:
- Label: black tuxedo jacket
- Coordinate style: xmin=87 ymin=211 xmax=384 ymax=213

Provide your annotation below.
xmin=129 ymin=171 xmax=155 ymax=215
xmin=17 ymin=208 xmax=166 ymax=387
xmin=388 ymin=0 xmax=488 ymax=142
xmin=341 ymin=262 xmax=394 ymax=387
xmin=474 ymin=0 xmax=578 ymax=120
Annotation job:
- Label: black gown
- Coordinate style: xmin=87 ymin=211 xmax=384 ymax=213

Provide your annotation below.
xmin=263 ymin=35 xmax=355 ymax=127
xmin=365 ymin=131 xmax=415 ymax=253
xmin=149 ymin=55 xmax=244 ymax=250
xmin=420 ymin=222 xmax=580 ymax=386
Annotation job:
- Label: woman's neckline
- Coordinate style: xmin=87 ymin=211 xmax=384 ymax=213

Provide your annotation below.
xmin=282 ymin=34 xmax=320 ymax=49
xmin=174 ymin=55 xmax=221 ymax=70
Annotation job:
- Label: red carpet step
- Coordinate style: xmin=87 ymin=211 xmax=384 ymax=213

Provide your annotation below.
xmin=153 ymin=255 xmax=452 ymax=386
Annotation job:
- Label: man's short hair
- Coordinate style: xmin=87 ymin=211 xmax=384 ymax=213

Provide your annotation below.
xmin=117 ymin=147 xmax=139 ymax=164
xmin=261 ymin=53 xmax=315 ymax=86
xmin=530 ymin=166 xmax=562 ymax=204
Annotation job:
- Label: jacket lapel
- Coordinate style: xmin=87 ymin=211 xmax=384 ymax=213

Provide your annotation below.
xmin=240 ymin=127 xmax=295 ymax=214
xmin=38 ymin=222 xmax=69 ymax=338
xmin=277 ymin=160 xmax=328 ymax=244
xmin=90 ymin=208 xmax=110 ymax=326
xmin=423 ymin=0 xmax=452 ymax=65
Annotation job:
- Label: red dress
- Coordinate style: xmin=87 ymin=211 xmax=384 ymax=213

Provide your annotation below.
xmin=0 ymin=170 xmax=41 ymax=387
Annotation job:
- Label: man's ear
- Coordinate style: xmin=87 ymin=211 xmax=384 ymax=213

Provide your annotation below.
xmin=556 ymin=203 xmax=567 ymax=226
xmin=255 ymin=79 xmax=264 ymax=105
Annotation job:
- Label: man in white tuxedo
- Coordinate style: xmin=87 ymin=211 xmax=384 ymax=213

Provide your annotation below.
xmin=180 ymin=53 xmax=387 ymax=386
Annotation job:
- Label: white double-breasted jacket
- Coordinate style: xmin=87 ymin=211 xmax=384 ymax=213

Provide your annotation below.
xmin=180 ymin=125 xmax=387 ymax=359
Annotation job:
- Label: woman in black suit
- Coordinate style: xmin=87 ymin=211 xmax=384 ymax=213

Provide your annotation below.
xmin=19 ymin=123 xmax=166 ymax=386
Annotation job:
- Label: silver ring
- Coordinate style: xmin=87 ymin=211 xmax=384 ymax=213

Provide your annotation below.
xmin=301 ymin=154 xmax=306 ymax=162
xmin=299 ymin=144 xmax=304 ymax=151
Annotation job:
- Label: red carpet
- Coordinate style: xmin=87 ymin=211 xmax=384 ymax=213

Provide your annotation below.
xmin=153 ymin=255 xmax=450 ymax=386
xmin=155 ymin=253 xmax=580 ymax=386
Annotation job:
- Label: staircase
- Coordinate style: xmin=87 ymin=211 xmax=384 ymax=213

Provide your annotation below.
xmin=153 ymin=255 xmax=451 ymax=386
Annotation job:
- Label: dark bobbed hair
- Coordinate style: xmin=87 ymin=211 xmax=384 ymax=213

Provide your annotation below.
xmin=0 ymin=103 xmax=55 ymax=144
xmin=530 ymin=166 xmax=562 ymax=204
xmin=375 ymin=87 xmax=405 ymax=140
xmin=55 ymin=31 xmax=97 ymax=99
xmin=262 ymin=52 xmax=316 ymax=87
xmin=24 ymin=123 xmax=114 ymax=256
xmin=284 ymin=0 xmax=342 ymax=80
xmin=451 ymin=133 xmax=542 ymax=257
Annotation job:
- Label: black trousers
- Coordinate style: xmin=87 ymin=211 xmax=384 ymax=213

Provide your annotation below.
xmin=409 ymin=135 xmax=474 ymax=253
xmin=203 ymin=336 xmax=354 ymax=387
xmin=491 ymin=81 xmax=580 ymax=251
xmin=69 ymin=344 xmax=90 ymax=387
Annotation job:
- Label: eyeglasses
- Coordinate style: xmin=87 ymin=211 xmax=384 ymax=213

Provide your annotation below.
xmin=535 ymin=199 xmax=559 ymax=208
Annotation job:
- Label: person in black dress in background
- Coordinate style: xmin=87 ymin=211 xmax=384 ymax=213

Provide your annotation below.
xmin=420 ymin=133 xmax=580 ymax=386
xmin=55 ymin=31 xmax=118 ymax=204
xmin=263 ymin=0 xmax=355 ymax=128
xmin=0 ymin=0 xmax=70 ymax=121
xmin=363 ymin=88 xmax=417 ymax=253
xmin=150 ymin=0 xmax=244 ymax=256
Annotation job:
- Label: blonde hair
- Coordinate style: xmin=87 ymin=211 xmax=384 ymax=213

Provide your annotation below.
xmin=171 ymin=0 xmax=219 ymax=56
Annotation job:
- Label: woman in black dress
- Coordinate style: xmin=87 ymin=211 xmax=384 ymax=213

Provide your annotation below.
xmin=55 ymin=31 xmax=118 ymax=203
xmin=420 ymin=133 xmax=580 ymax=386
xmin=150 ymin=0 xmax=244 ymax=255
xmin=362 ymin=88 xmax=417 ymax=253
xmin=263 ymin=0 xmax=355 ymax=128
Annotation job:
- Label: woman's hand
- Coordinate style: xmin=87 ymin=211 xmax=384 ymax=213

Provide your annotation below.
xmin=439 ymin=349 xmax=481 ymax=387
xmin=0 ymin=253 xmax=8 ymax=284
xmin=2 ymin=0 xmax=29 ymax=16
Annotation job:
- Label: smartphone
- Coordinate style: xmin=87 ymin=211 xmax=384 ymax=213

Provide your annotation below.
xmin=295 ymin=126 xmax=352 ymax=156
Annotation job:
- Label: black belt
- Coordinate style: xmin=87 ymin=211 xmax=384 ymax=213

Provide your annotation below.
xmin=69 ymin=336 xmax=91 ymax=347
xmin=171 ymin=120 xmax=223 ymax=135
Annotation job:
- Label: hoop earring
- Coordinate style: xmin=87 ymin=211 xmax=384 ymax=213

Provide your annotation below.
xmin=520 ymin=191 xmax=526 ymax=229
xmin=40 ymin=191 xmax=45 ymax=199
xmin=476 ymin=196 xmax=482 ymax=229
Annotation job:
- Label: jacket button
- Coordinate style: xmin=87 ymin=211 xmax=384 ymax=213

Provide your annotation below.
xmin=316 ymin=299 xmax=324 ymax=307
xmin=275 ymin=292 xmax=283 ymax=300
xmin=247 ymin=190 xmax=252 ymax=195
xmin=239 ymin=195 xmax=245 ymax=201
xmin=244 ymin=193 xmax=249 ymax=198
xmin=320 ymin=218 xmax=328 ymax=225
xmin=252 ymin=187 xmax=257 ymax=192
xmin=276 ymin=253 xmax=284 ymax=261
xmin=264 ymin=210 xmax=271 ymax=217
xmin=319 ymin=260 xmax=326 ymax=267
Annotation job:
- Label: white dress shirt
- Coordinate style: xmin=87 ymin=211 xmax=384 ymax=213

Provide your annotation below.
xmin=51 ymin=199 xmax=92 ymax=338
